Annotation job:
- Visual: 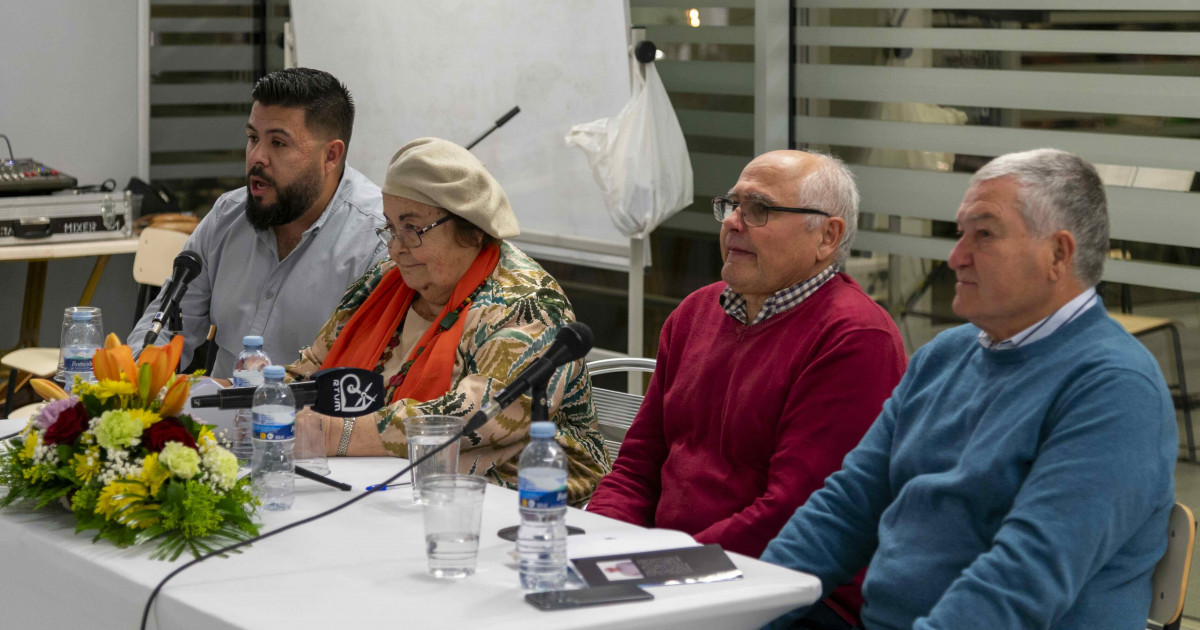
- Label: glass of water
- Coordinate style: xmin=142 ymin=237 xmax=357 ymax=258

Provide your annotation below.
xmin=402 ymin=415 xmax=465 ymax=504
xmin=419 ymin=474 xmax=486 ymax=579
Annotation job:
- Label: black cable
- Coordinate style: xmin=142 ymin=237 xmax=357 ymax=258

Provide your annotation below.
xmin=0 ymin=134 xmax=12 ymax=162
xmin=74 ymin=179 xmax=118 ymax=194
xmin=138 ymin=432 xmax=461 ymax=630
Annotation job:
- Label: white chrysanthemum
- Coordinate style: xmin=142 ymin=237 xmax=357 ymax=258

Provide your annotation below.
xmin=202 ymin=446 xmax=239 ymax=490
xmin=158 ymin=442 xmax=201 ymax=479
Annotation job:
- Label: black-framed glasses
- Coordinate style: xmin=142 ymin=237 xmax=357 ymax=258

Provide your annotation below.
xmin=375 ymin=215 xmax=453 ymax=248
xmin=712 ymin=197 xmax=830 ymax=227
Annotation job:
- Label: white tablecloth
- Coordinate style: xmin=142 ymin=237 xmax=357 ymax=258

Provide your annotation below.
xmin=0 ymin=457 xmax=821 ymax=629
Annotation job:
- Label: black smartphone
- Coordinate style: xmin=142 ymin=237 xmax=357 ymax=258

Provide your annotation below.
xmin=524 ymin=584 xmax=654 ymax=610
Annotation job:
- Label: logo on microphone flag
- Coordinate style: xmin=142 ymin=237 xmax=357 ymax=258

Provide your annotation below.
xmin=311 ymin=367 xmax=386 ymax=418
xmin=332 ymin=373 xmax=378 ymax=414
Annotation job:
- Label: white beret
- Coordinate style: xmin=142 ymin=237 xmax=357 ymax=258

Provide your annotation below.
xmin=381 ymin=137 xmax=520 ymax=239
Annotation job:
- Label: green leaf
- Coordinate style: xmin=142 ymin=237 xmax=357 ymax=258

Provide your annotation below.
xmin=121 ymin=508 xmax=159 ymax=527
xmin=55 ymin=444 xmax=74 ymax=462
xmin=111 ymin=498 xmax=148 ymax=521
xmin=164 ymin=478 xmax=185 ymax=506
xmin=134 ymin=524 xmax=166 ymax=545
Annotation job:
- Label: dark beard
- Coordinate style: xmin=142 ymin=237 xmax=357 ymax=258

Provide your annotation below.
xmin=244 ymin=163 xmax=323 ymax=229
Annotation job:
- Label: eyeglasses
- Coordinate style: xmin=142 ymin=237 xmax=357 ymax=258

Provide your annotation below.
xmin=712 ymin=197 xmax=830 ymax=227
xmin=375 ymin=215 xmax=453 ymax=249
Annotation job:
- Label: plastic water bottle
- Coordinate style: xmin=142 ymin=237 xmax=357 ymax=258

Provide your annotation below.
xmin=251 ymin=365 xmax=294 ymax=511
xmin=517 ymin=421 xmax=568 ymax=591
xmin=231 ymin=336 xmax=271 ymax=463
xmin=62 ymin=310 xmax=102 ymax=393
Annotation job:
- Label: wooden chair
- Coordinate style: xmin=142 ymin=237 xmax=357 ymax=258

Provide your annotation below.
xmin=1149 ymin=502 xmax=1196 ymax=630
xmin=1110 ymin=312 xmax=1194 ymax=462
xmin=132 ymin=226 xmax=191 ymax=322
xmin=1 ymin=348 xmax=59 ymax=418
xmin=585 ymin=357 xmax=656 ymax=462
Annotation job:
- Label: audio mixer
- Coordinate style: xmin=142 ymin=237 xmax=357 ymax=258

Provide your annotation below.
xmin=0 ymin=158 xmax=77 ymax=196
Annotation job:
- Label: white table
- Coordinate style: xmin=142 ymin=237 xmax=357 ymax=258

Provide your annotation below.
xmin=0 ymin=457 xmax=820 ymax=629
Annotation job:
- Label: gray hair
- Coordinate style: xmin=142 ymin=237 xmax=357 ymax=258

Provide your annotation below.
xmin=796 ymin=150 xmax=860 ymax=264
xmin=971 ymin=148 xmax=1109 ymax=287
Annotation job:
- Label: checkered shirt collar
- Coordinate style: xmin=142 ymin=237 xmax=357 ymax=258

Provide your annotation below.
xmin=719 ymin=264 xmax=838 ymax=325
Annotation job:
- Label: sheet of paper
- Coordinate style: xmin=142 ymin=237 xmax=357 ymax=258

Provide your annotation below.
xmin=567 ymin=528 xmax=699 ymax=561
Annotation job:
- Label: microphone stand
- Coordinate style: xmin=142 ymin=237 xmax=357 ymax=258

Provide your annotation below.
xmin=465 ymin=106 xmax=520 ymax=150
xmin=530 ymin=374 xmax=551 ymax=423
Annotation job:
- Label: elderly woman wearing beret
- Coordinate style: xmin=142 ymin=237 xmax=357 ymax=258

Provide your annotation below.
xmin=287 ymin=138 xmax=610 ymax=506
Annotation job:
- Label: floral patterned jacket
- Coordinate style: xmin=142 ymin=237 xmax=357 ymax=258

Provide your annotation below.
xmin=286 ymin=241 xmax=610 ymax=506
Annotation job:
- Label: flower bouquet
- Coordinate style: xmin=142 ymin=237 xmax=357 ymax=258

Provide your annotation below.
xmin=0 ymin=334 xmax=260 ymax=560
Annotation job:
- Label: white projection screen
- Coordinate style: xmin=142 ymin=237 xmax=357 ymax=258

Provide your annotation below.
xmin=291 ymin=1 xmax=633 ymax=264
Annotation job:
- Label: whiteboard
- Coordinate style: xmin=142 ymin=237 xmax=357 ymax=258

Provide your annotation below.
xmin=0 ymin=0 xmax=147 ymax=186
xmin=291 ymin=0 xmax=632 ymax=257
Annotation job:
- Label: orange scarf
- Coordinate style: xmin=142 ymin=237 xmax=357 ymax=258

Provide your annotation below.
xmin=321 ymin=243 xmax=500 ymax=403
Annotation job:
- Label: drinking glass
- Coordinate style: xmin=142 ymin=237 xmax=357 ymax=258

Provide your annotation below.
xmin=419 ymin=474 xmax=486 ymax=578
xmin=402 ymin=415 xmax=464 ymax=504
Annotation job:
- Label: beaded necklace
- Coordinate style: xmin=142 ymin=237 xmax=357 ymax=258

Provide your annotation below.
xmin=383 ymin=279 xmax=489 ymax=401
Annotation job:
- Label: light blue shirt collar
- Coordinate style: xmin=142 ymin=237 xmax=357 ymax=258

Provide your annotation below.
xmin=979 ymin=287 xmax=1099 ymax=350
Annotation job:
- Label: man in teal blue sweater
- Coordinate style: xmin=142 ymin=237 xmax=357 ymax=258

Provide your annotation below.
xmin=762 ymin=148 xmax=1177 ymax=630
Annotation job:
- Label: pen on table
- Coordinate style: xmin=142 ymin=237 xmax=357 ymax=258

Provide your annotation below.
xmin=365 ymin=481 xmax=412 ymax=492
xmin=295 ymin=465 xmax=352 ymax=491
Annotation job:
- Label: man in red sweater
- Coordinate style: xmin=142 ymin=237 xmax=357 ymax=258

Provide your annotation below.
xmin=586 ymin=150 xmax=906 ymax=629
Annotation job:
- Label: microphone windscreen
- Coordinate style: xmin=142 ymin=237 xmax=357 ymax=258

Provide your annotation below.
xmin=174 ymin=251 xmax=203 ymax=279
xmin=557 ymin=322 xmax=593 ymax=362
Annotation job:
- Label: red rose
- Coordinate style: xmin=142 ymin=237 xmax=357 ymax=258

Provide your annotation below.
xmin=43 ymin=402 xmax=90 ymax=445
xmin=143 ymin=417 xmax=197 ymax=453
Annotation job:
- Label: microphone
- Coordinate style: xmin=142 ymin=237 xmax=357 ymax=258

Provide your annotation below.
xmin=143 ymin=251 xmax=203 ymax=347
xmin=189 ymin=367 xmax=385 ymax=418
xmin=365 ymin=322 xmax=592 ymax=492
xmin=463 ymin=322 xmax=593 ymax=434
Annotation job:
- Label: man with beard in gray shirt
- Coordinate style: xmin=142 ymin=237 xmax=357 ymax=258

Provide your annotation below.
xmin=130 ymin=68 xmax=385 ymax=376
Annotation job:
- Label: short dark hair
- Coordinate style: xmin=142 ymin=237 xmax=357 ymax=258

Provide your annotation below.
xmin=252 ymin=68 xmax=355 ymax=157
xmin=448 ymin=214 xmax=497 ymax=249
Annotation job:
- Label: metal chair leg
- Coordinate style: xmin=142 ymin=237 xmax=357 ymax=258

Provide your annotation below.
xmin=1168 ymin=324 xmax=1195 ymax=463
xmin=3 ymin=368 xmax=18 ymax=419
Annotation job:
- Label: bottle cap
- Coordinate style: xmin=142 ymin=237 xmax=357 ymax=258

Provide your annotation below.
xmin=71 ymin=311 xmax=93 ymax=322
xmin=530 ymin=421 xmax=555 ymax=439
xmin=263 ymin=365 xmax=285 ymax=379
xmin=243 ymin=335 xmax=264 ymax=348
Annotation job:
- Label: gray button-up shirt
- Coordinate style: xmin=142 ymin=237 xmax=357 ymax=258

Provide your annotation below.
xmin=129 ymin=166 xmax=386 ymax=377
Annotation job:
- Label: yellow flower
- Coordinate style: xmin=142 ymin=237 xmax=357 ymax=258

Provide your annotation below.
xmin=72 ymin=447 xmax=102 ymax=483
xmin=93 ymin=379 xmax=137 ymax=401
xmin=19 ymin=431 xmax=38 ymax=462
xmin=140 ymin=453 xmax=171 ymax=497
xmin=95 ymin=479 xmax=146 ymax=520
xmin=197 ymin=426 xmax=216 ymax=448
xmin=129 ymin=408 xmax=162 ymax=429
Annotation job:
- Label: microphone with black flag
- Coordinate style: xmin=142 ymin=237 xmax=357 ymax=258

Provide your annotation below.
xmin=143 ymin=250 xmax=203 ymax=347
xmin=190 ymin=367 xmax=386 ymax=418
